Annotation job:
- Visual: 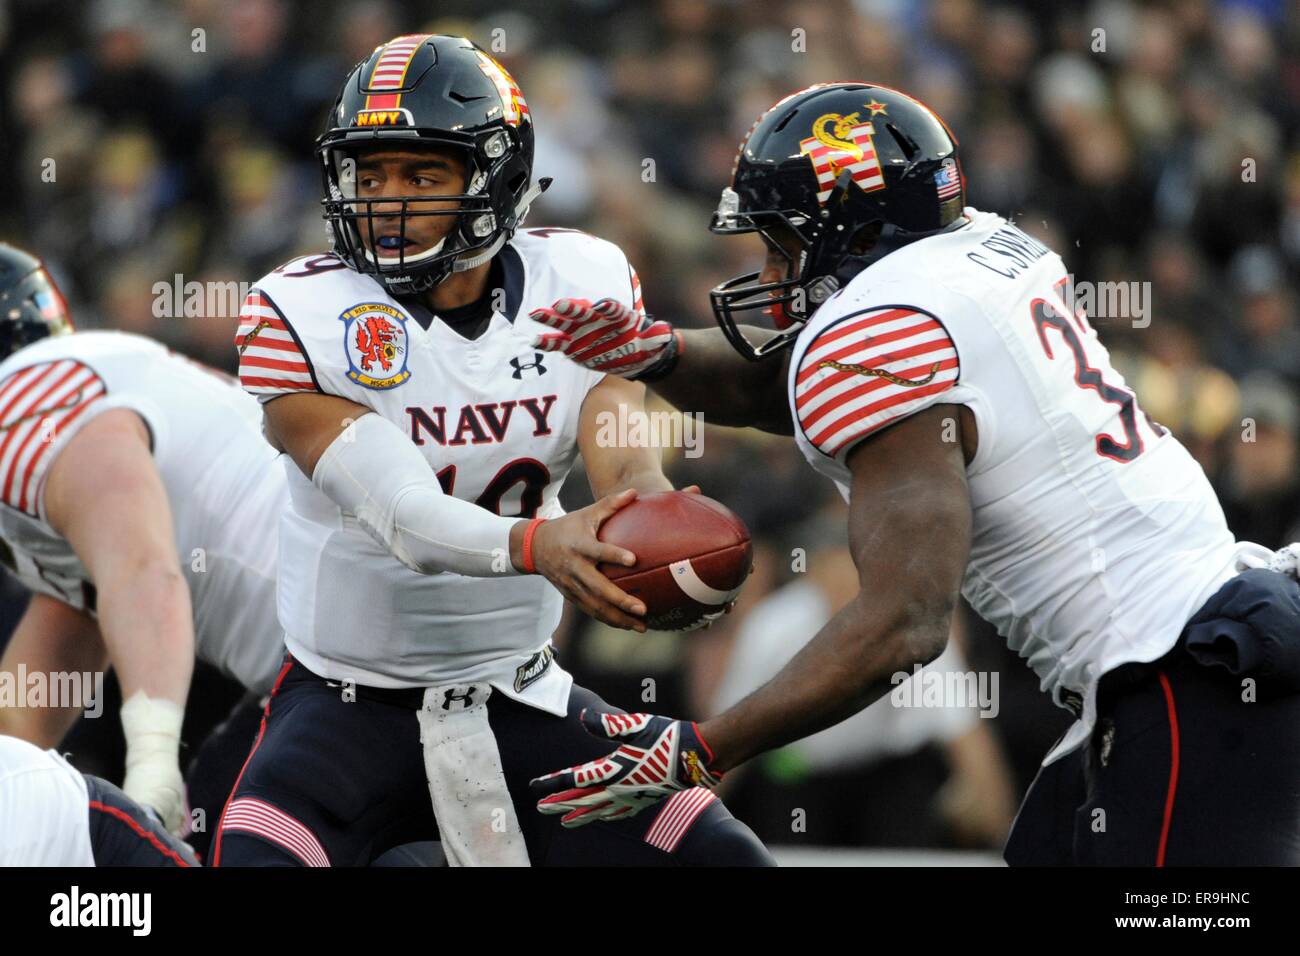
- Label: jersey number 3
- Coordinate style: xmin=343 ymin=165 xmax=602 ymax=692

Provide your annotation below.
xmin=1031 ymin=279 xmax=1165 ymax=463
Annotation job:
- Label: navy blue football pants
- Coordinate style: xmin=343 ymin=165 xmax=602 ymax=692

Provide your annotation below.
xmin=211 ymin=656 xmax=774 ymax=866
xmin=85 ymin=774 xmax=198 ymax=866
xmin=1006 ymin=569 xmax=1300 ymax=865
xmin=185 ymin=690 xmax=266 ymax=862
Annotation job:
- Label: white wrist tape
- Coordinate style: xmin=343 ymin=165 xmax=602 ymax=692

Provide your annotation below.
xmin=312 ymin=412 xmax=521 ymax=577
xmin=119 ymin=690 xmax=185 ymax=833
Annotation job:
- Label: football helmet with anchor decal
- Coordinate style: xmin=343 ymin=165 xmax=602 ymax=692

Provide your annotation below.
xmin=710 ymin=82 xmax=967 ymax=360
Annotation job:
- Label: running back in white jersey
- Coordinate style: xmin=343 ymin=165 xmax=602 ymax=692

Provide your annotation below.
xmin=235 ymin=228 xmax=642 ymax=712
xmin=0 ymin=332 xmax=286 ymax=693
xmin=789 ymin=209 xmax=1260 ymax=761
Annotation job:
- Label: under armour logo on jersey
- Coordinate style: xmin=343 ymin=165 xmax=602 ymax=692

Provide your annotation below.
xmin=510 ymin=353 xmax=547 ymax=378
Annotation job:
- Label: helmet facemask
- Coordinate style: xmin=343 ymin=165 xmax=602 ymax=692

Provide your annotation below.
xmin=707 ymin=82 xmax=969 ymax=362
xmin=710 ymin=167 xmax=953 ymax=361
xmin=319 ymin=130 xmax=526 ymax=296
xmin=708 ymin=180 xmax=866 ymax=361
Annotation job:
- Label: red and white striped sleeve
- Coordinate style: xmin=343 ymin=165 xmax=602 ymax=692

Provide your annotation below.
xmin=0 ymin=360 xmax=108 ymax=517
xmin=794 ymin=306 xmax=961 ymax=459
xmin=235 ymin=289 xmax=318 ymax=400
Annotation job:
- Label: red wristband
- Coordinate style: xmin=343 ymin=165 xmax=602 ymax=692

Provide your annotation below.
xmin=521 ymin=517 xmax=546 ymax=574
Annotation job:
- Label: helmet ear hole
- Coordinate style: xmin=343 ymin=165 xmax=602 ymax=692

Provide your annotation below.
xmin=850 ymin=222 xmax=883 ymax=256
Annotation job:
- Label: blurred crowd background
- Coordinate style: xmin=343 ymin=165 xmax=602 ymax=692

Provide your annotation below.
xmin=1 ymin=0 xmax=1298 ymax=855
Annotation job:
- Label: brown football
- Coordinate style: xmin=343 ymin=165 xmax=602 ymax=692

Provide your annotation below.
xmin=597 ymin=490 xmax=752 ymax=631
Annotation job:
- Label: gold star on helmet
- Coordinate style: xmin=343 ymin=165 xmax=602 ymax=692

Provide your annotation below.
xmin=865 ymin=99 xmax=888 ymax=116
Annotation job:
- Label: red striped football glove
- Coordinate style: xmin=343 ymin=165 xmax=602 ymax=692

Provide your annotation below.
xmin=529 ymin=298 xmax=680 ymax=380
xmin=529 ymin=710 xmax=721 ymax=828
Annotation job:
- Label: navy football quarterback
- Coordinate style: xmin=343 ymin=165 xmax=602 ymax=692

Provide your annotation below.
xmin=217 ymin=34 xmax=771 ymax=866
xmin=530 ymin=82 xmax=1300 ymax=865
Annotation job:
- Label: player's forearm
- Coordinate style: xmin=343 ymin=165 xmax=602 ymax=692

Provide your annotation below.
xmin=649 ymin=327 xmax=793 ymax=434
xmin=699 ymin=596 xmax=950 ymax=773
xmin=627 ymin=468 xmax=674 ymax=493
xmin=590 ymin=457 xmax=673 ymax=499
xmin=603 ymin=469 xmax=672 ymax=498
xmin=578 ymin=377 xmax=676 ymax=498
xmin=704 ymin=407 xmax=975 ymax=771
xmin=95 ymin=559 xmax=193 ymax=829
xmin=94 ymin=559 xmax=195 ymax=708
xmin=313 ymin=412 xmax=525 ymax=577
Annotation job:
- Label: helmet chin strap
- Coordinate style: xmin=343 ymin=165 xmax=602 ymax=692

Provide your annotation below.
xmin=450 ymin=176 xmax=551 ymax=273
xmin=451 ymin=233 xmax=505 ymax=273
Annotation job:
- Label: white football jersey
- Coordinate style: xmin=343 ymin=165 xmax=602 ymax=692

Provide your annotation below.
xmin=0 ymin=332 xmax=286 ymax=694
xmin=0 ymin=734 xmax=94 ymax=866
xmin=789 ymin=209 xmax=1263 ymax=762
xmin=235 ymin=229 xmax=641 ymax=712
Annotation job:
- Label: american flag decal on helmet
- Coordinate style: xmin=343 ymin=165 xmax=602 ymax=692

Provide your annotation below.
xmin=935 ymin=157 xmax=962 ymax=201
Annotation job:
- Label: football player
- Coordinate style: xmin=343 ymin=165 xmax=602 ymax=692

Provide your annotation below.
xmin=0 ymin=733 xmax=196 ymax=866
xmin=215 ymin=34 xmax=771 ymax=866
xmin=0 ymin=243 xmax=287 ymax=851
xmin=529 ymin=83 xmax=1300 ymax=865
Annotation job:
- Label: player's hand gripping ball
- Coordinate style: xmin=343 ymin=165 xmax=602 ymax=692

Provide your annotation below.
xmin=596 ymin=490 xmax=751 ymax=631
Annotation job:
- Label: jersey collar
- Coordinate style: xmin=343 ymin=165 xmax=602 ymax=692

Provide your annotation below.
xmin=497 ymin=242 xmax=524 ymax=323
